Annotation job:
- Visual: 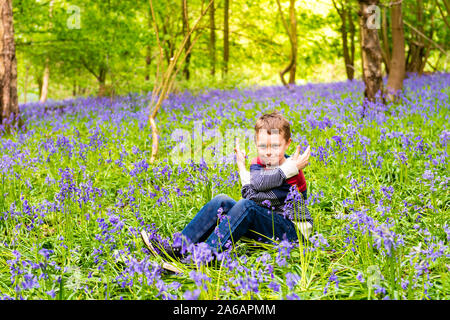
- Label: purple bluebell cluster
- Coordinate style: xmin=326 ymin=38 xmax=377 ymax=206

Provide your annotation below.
xmin=0 ymin=72 xmax=448 ymax=300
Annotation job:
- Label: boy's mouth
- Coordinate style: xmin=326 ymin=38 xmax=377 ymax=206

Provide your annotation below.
xmin=263 ymin=157 xmax=280 ymax=166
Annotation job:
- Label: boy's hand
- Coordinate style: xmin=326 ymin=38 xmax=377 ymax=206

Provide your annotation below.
xmin=234 ymin=138 xmax=246 ymax=170
xmin=291 ymin=145 xmax=311 ymax=171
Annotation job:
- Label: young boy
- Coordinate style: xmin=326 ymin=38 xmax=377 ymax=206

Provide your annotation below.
xmin=141 ymin=111 xmax=312 ymax=260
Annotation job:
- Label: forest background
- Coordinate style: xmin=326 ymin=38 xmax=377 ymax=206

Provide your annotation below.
xmin=15 ymin=0 xmax=450 ymax=104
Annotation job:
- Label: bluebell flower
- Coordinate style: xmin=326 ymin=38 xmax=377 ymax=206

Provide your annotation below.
xmin=323 ymin=283 xmax=329 ymax=295
xmin=285 ymin=272 xmax=301 ymax=290
xmin=38 ymin=248 xmax=53 ymax=260
xmin=328 ymin=269 xmax=339 ymax=289
xmin=356 ymin=272 xmax=365 ymax=283
xmin=42 ymin=289 xmax=54 ymax=300
xmin=268 ymin=281 xmax=280 ymax=292
xmin=401 ymin=280 xmax=409 ymax=290
xmin=373 ymin=285 xmax=386 ymax=295
xmin=261 ymin=200 xmax=272 ymax=208
xmin=21 ymin=273 xmax=40 ymax=290
xmin=422 ymin=170 xmax=434 ymax=181
xmin=184 ymin=289 xmax=201 ymax=300
xmin=189 ymin=271 xmax=211 ymax=290
xmin=285 ymin=293 xmax=301 ymax=300
xmin=186 ymin=242 xmax=214 ymax=265
xmin=217 ymin=207 xmax=227 ymax=223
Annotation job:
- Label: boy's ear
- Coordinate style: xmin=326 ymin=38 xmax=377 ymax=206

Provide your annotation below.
xmin=286 ymin=138 xmax=292 ymax=147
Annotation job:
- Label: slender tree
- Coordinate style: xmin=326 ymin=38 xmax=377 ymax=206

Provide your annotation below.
xmin=39 ymin=0 xmax=53 ymax=103
xmin=23 ymin=64 xmax=30 ymax=103
xmin=276 ymin=0 xmax=298 ymax=87
xmin=405 ymin=0 xmax=438 ymax=75
xmin=332 ymin=0 xmax=356 ymax=80
xmin=209 ymin=0 xmax=216 ymax=76
xmin=347 ymin=3 xmax=356 ymax=79
xmin=358 ymin=0 xmax=384 ymax=104
xmin=386 ymin=0 xmax=405 ymax=101
xmin=145 ymin=4 xmax=152 ymax=81
xmin=148 ymin=0 xmax=213 ymax=163
xmin=380 ymin=3 xmax=391 ymax=75
xmin=182 ymin=0 xmax=191 ymax=80
xmin=39 ymin=57 xmax=50 ymax=103
xmin=435 ymin=0 xmax=450 ymax=29
xmin=0 ymin=0 xmax=19 ymax=132
xmin=406 ymin=0 xmax=425 ymax=74
xmin=223 ymin=0 xmax=229 ymax=77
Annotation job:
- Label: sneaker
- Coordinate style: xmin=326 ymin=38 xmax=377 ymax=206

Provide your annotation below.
xmin=140 ymin=230 xmax=183 ymax=273
xmin=153 ymin=238 xmax=186 ymax=260
xmin=141 ymin=230 xmax=186 ymax=260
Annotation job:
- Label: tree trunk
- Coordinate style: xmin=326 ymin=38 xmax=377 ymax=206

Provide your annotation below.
xmin=406 ymin=0 xmax=425 ymax=74
xmin=358 ymin=11 xmax=365 ymax=84
xmin=386 ymin=1 xmax=405 ymax=100
xmin=348 ymin=4 xmax=356 ymax=80
xmin=209 ymin=0 xmax=216 ymax=76
xmin=419 ymin=32 xmax=433 ymax=74
xmin=341 ymin=11 xmax=352 ymax=80
xmin=148 ymin=0 xmax=213 ymax=163
xmin=145 ymin=46 xmax=151 ymax=81
xmin=80 ymin=57 xmax=109 ymax=97
xmin=98 ymin=82 xmax=106 ymax=97
xmin=380 ymin=4 xmax=390 ymax=75
xmin=277 ymin=0 xmax=297 ymax=87
xmin=332 ymin=0 xmax=355 ymax=80
xmin=73 ymin=78 xmax=77 ymax=96
xmin=161 ymin=22 xmax=175 ymax=66
xmin=37 ymin=73 xmax=42 ymax=99
xmin=223 ymin=0 xmax=229 ymax=77
xmin=98 ymin=66 xmax=107 ymax=96
xmin=182 ymin=0 xmax=191 ymax=80
xmin=0 ymin=0 xmax=19 ymax=132
xmin=288 ymin=0 xmax=297 ymax=84
xmin=145 ymin=4 xmax=152 ymax=81
xmin=39 ymin=58 xmax=50 ymax=103
xmin=436 ymin=0 xmax=450 ymax=29
xmin=358 ymin=0 xmax=384 ymax=104
xmin=24 ymin=64 xmax=30 ymax=103
xmin=419 ymin=2 xmax=436 ymax=74
xmin=39 ymin=0 xmax=53 ymax=104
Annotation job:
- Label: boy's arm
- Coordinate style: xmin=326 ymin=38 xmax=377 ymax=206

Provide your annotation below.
xmin=235 ymin=137 xmax=297 ymax=190
xmin=247 ymin=159 xmax=299 ymax=191
xmin=241 ymin=183 xmax=282 ymax=207
xmin=239 ymin=167 xmax=251 ymax=185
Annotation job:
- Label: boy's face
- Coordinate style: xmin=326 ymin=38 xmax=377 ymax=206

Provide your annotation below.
xmin=255 ymin=129 xmax=291 ymax=167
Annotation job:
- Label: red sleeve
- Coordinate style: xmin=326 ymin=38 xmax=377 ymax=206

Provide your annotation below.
xmin=286 ymin=170 xmax=307 ymax=192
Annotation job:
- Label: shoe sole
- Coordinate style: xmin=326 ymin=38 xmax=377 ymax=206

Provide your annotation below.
xmin=140 ymin=229 xmax=183 ymax=274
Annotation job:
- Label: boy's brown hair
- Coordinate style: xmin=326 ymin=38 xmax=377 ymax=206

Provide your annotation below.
xmin=254 ymin=111 xmax=291 ymax=143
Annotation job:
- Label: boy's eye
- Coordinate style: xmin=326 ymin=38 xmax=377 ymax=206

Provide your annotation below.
xmin=258 ymin=145 xmax=280 ymax=149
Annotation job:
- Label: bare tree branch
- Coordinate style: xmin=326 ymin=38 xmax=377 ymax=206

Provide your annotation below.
xmin=147 ymin=0 xmax=214 ymax=163
xmin=404 ymin=20 xmax=447 ymax=54
xmin=435 ymin=0 xmax=450 ymax=29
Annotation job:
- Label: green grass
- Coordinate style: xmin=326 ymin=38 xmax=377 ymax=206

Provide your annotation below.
xmin=0 ymin=75 xmax=449 ymax=300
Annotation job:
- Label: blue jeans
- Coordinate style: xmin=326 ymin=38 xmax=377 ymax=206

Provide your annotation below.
xmin=181 ymin=193 xmax=305 ymax=252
